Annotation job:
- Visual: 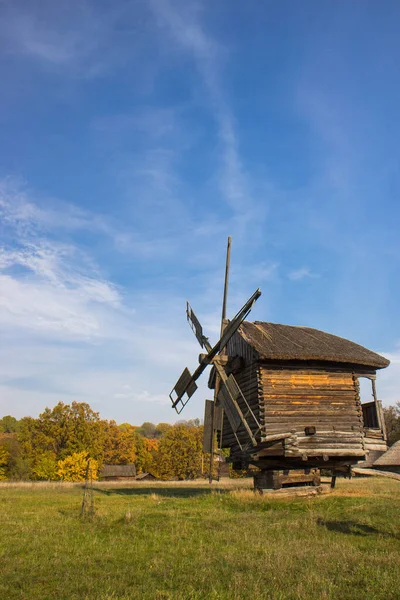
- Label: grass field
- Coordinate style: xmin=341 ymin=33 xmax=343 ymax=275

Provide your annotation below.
xmin=1 ymin=477 xmax=399 ymax=600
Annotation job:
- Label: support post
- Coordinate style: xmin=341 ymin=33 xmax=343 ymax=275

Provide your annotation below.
xmin=210 ymin=237 xmax=232 ymax=484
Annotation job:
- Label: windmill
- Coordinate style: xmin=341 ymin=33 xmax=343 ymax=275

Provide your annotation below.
xmin=169 ymin=238 xmax=391 ymax=493
xmin=169 ymin=237 xmax=262 ymax=472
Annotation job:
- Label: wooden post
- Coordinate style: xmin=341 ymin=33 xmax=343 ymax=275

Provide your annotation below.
xmin=221 ymin=236 xmax=231 ymax=328
xmin=210 ymin=237 xmax=232 ymax=484
xmin=372 ymin=379 xmax=387 ymax=441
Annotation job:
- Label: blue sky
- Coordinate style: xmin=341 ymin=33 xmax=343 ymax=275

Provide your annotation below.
xmin=0 ymin=0 xmax=399 ymax=423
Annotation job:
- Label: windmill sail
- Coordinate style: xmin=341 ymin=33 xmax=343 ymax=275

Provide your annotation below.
xmin=170 ymin=288 xmax=261 ymax=413
xmin=187 ymin=303 xmax=207 ymax=348
xmin=169 ymin=367 xmax=198 ymax=413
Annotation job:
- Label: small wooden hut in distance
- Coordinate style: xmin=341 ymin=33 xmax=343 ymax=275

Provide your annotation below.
xmin=216 ymin=321 xmax=389 ymax=471
xmin=373 ymin=441 xmax=400 ymax=474
xmin=135 ymin=472 xmax=157 ymax=481
xmin=100 ymin=464 xmax=137 ymax=481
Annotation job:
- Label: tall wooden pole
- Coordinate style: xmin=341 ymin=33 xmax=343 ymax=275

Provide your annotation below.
xmin=221 ymin=236 xmax=232 ymax=332
xmin=209 ymin=236 xmax=232 ymax=483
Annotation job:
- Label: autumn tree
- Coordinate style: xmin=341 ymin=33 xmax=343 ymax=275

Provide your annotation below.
xmin=0 ymin=446 xmax=8 ymax=480
xmin=0 ymin=416 xmax=20 ymax=433
xmin=136 ymin=437 xmax=159 ymax=475
xmin=0 ymin=432 xmax=30 ymax=480
xmin=32 ymin=451 xmax=58 ymax=481
xmin=0 ymin=403 xmax=207 ymax=481
xmin=383 ymin=403 xmax=400 ymax=446
xmin=57 ymin=451 xmax=99 ymax=482
xmin=103 ymin=422 xmax=137 ymax=465
xmin=155 ymin=423 xmax=172 ymax=438
xmin=18 ymin=402 xmax=107 ymax=465
xmin=155 ymin=424 xmax=203 ymax=480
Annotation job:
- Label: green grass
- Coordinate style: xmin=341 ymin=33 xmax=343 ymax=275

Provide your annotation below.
xmin=0 ymin=478 xmax=399 ymax=600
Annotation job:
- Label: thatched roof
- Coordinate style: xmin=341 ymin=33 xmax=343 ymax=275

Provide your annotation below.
xmin=237 ymin=322 xmax=389 ymax=369
xmin=100 ymin=464 xmax=136 ymax=477
xmin=373 ymin=441 xmax=400 ymax=467
xmin=135 ymin=472 xmax=156 ymax=480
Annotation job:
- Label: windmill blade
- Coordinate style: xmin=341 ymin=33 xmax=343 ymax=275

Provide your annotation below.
xmin=186 ymin=302 xmax=208 ymax=348
xmin=196 ymin=288 xmax=261 ymax=367
xmin=218 ymin=288 xmax=261 ymax=352
xmin=169 ymin=367 xmax=199 ymax=413
xmin=170 ymin=288 xmax=261 ymax=414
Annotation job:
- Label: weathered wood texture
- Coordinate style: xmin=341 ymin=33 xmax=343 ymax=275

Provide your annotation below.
xmin=259 ymin=368 xmax=365 ymax=457
xmin=220 ymin=360 xmax=260 ymax=449
xmin=254 ymin=468 xmax=321 ymax=490
xmin=222 ymin=332 xmax=385 ymax=463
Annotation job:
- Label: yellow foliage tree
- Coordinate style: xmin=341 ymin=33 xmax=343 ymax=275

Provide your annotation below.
xmin=32 ymin=451 xmax=57 ymax=480
xmin=0 ymin=446 xmax=8 ymax=480
xmin=56 ymin=451 xmax=98 ymax=482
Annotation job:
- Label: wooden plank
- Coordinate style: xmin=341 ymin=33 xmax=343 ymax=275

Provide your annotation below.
xmin=301 ymin=449 xmax=365 ymax=457
xmin=202 ymin=399 xmax=214 ymax=453
xmin=352 ymin=468 xmax=400 ymax=482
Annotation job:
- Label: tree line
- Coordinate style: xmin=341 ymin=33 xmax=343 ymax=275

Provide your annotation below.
xmin=0 ymin=402 xmax=206 ymax=481
xmin=1 ymin=401 xmax=399 ymax=482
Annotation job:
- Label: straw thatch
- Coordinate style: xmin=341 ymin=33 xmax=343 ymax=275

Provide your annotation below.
xmin=238 ymin=322 xmax=389 ymax=369
xmin=100 ymin=464 xmax=137 ymax=479
xmin=373 ymin=441 xmax=400 ymax=469
xmin=135 ymin=472 xmax=157 ymax=481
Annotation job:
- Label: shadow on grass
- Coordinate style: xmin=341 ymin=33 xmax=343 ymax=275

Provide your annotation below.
xmin=94 ymin=486 xmax=228 ymax=499
xmin=317 ymin=518 xmax=399 ymax=538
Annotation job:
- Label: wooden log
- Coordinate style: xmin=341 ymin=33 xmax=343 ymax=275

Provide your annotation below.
xmin=300 ymin=449 xmax=365 ymax=457
xmin=363 ymin=443 xmax=388 ymax=451
xmin=260 ymin=432 xmax=294 ymax=443
xmin=298 ymin=443 xmax=364 ymax=450
xmin=352 ymin=468 xmax=400 ymax=482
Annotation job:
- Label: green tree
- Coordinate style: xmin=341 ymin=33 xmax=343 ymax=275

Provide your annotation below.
xmin=0 ymin=446 xmax=8 ymax=480
xmin=136 ymin=422 xmax=157 ymax=438
xmin=32 ymin=452 xmax=58 ymax=481
xmin=0 ymin=416 xmax=20 ymax=433
xmin=0 ymin=433 xmax=31 ymax=480
xmin=383 ymin=403 xmax=400 ymax=446
xmin=155 ymin=424 xmax=203 ymax=480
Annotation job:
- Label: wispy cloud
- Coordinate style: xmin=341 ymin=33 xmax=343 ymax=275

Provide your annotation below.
xmin=288 ymin=267 xmax=318 ymax=281
xmin=149 ymin=0 xmax=258 ymax=220
xmin=0 ymin=184 xmax=122 ymax=339
xmin=0 ymin=1 xmax=157 ymax=80
xmin=0 ymin=182 xmax=210 ymax=422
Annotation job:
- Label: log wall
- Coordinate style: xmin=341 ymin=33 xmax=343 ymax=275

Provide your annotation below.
xmin=259 ymin=367 xmax=365 ymax=457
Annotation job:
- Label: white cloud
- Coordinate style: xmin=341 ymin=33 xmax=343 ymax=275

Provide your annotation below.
xmin=288 ymin=267 xmax=317 ymax=281
xmin=0 ymin=2 xmax=136 ymax=77
xmin=0 ymin=181 xmax=213 ymax=422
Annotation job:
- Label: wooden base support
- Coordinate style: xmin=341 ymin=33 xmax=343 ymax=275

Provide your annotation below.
xmin=253 ymin=468 xmax=321 ymax=491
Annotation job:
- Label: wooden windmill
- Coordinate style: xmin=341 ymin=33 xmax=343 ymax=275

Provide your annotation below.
xmin=170 ymin=238 xmax=390 ymax=492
